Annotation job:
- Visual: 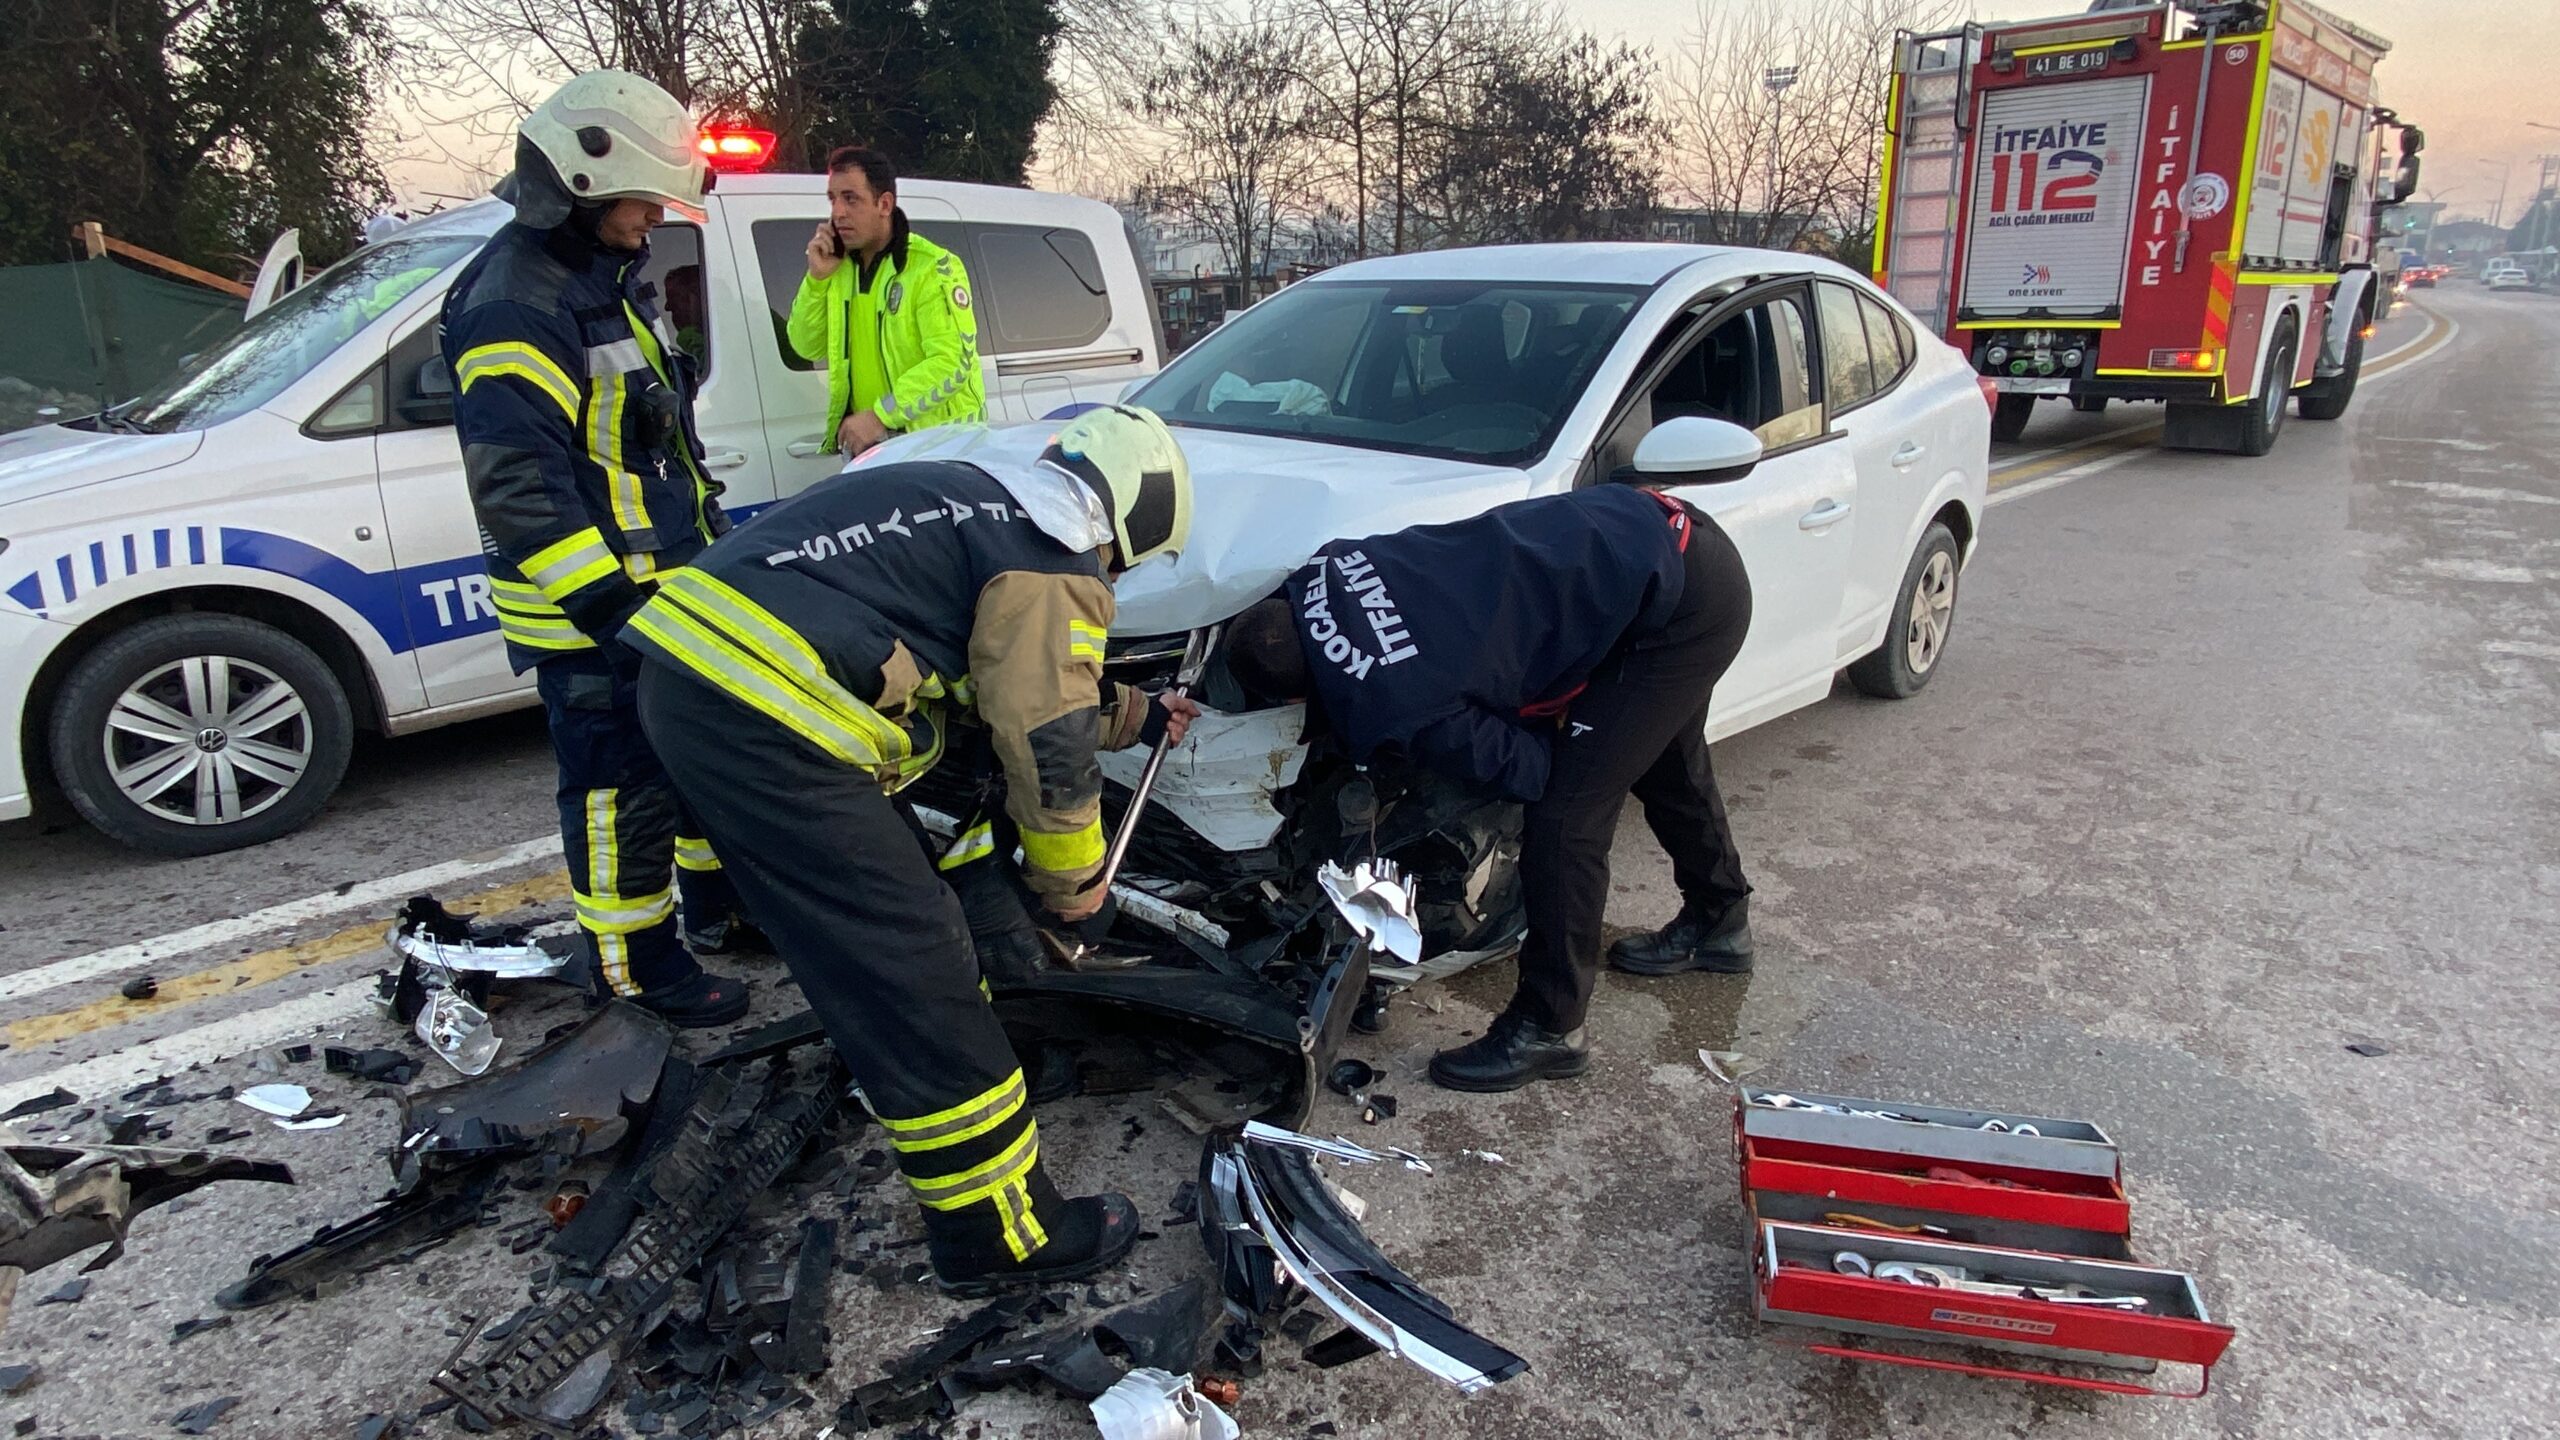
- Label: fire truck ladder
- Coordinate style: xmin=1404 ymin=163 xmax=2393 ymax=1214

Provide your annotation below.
xmin=1880 ymin=25 xmax=1978 ymax=334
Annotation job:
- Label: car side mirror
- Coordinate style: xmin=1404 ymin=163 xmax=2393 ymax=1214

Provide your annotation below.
xmin=400 ymin=355 xmax=455 ymax=427
xmin=1627 ymin=416 xmax=1763 ymax=484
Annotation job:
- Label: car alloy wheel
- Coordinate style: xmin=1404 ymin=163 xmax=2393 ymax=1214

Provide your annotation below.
xmin=104 ymin=655 xmax=314 ymax=826
xmin=1903 ymin=549 xmax=1956 ymax=675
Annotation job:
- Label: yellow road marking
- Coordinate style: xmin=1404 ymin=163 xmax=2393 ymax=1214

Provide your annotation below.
xmin=6 ymin=870 xmax=572 ymax=1049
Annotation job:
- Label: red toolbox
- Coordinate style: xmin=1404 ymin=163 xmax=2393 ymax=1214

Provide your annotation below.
xmin=1737 ymin=1086 xmax=2235 ymax=1396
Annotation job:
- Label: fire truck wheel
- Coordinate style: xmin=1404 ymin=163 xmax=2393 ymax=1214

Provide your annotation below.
xmin=2070 ymin=396 xmax=2108 ymax=414
xmin=2236 ymin=317 xmax=2298 ymax=458
xmin=2296 ymin=316 xmax=2365 ymax=421
xmin=1989 ymin=393 xmax=2036 ymax=443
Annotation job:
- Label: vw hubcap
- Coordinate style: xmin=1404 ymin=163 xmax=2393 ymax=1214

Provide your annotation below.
xmin=104 ymin=656 xmax=311 ymax=826
xmin=1904 ymin=552 xmax=1956 ymax=674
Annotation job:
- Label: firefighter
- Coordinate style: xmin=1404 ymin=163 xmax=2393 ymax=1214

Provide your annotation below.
xmin=1224 ymin=484 xmax=1755 ymax=1093
xmin=627 ymin=406 xmax=1199 ymax=1292
xmin=791 ymin=146 xmax=985 ymax=456
xmin=440 ymin=70 xmax=758 ymax=1029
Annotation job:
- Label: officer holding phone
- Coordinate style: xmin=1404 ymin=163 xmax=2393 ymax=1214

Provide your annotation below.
xmin=790 ymin=146 xmax=985 ymax=455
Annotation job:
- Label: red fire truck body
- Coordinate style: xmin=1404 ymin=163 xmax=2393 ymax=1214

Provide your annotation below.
xmin=1875 ymin=0 xmax=2420 ymax=455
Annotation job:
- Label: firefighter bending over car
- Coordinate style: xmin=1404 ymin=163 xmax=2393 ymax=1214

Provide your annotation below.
xmin=627 ymin=406 xmax=1200 ymax=1292
xmin=441 ymin=71 xmax=762 ymax=1030
xmin=1226 ymin=483 xmax=1756 ymax=1093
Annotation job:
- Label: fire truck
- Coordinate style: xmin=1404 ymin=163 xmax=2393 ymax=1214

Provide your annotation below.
xmin=1874 ymin=0 xmax=2423 ymax=456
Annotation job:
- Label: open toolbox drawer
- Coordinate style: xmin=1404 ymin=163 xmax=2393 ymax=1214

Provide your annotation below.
xmin=1737 ymin=1088 xmax=2235 ymax=1396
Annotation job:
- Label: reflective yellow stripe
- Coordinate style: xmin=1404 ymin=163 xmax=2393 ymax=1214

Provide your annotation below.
xmin=523 ymin=527 xmax=619 ymax=601
xmin=909 ymin=1122 xmax=1040 ymax=1209
xmin=582 ymin=791 xmax=628 ymax=992
xmin=627 ymin=603 xmax=887 ymax=766
xmin=654 ymin=572 xmax=909 ymax=756
xmin=498 ymin=615 xmax=593 ymax=651
xmin=586 ymin=370 xmax=653 ymax=538
xmin=994 ymin=1177 xmax=1047 ymax=1260
xmin=1019 ymin=818 xmax=1104 ymax=873
xmin=936 ymin=822 xmax=995 ymax=872
xmin=880 ymin=1071 xmax=1027 ymax=1154
xmin=1068 ymin=619 xmax=1108 ymax=665
xmin=674 ymin=836 xmax=720 ymax=872
xmin=574 ymin=887 xmax=675 ymax=934
xmin=456 ymin=343 xmax=579 ymax=421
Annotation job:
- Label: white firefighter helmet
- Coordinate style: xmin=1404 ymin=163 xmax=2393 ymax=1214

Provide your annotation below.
xmin=500 ymin=70 xmax=710 ymax=227
xmin=1039 ymin=406 xmax=1194 ymax=568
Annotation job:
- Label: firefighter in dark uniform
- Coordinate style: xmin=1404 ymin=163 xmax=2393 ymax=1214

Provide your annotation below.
xmin=1225 ymin=484 xmax=1755 ymax=1093
xmin=441 ymin=71 xmax=758 ymax=1028
xmin=628 ymin=406 xmax=1199 ymax=1292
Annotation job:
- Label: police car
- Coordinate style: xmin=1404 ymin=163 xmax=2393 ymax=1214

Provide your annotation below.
xmin=0 ymin=175 xmax=1163 ymax=854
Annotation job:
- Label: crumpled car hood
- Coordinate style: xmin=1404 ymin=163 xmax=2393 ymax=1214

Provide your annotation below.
xmin=0 ymin=425 xmax=205 ymax=510
xmin=853 ymin=423 xmax=1541 ymax=635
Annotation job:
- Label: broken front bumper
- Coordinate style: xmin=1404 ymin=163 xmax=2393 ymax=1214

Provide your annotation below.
xmin=1200 ymin=1123 xmax=1526 ymax=1395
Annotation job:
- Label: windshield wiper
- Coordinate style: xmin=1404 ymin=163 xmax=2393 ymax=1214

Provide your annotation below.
xmin=92 ymin=410 xmax=158 ymax=435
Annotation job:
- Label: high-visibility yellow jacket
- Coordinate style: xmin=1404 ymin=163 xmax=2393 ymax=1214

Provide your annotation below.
xmin=787 ymin=211 xmax=985 ymax=446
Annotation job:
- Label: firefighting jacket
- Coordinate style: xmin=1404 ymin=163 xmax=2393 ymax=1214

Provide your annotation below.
xmin=1284 ymin=486 xmax=1691 ymax=803
xmin=787 ymin=211 xmax=985 ymax=447
xmin=620 ymin=460 xmax=1149 ymax=901
xmin=440 ymin=220 xmax=728 ymax=671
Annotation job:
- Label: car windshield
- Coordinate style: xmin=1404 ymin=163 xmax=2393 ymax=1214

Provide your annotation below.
xmin=116 ymin=235 xmax=481 ymax=433
xmin=1129 ymin=278 xmax=1649 ymax=466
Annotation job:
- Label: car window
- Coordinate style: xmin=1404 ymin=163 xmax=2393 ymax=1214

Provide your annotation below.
xmin=1815 ymin=282 xmax=1878 ymax=413
xmin=1860 ymin=291 xmax=1914 ymax=392
xmin=1650 ymin=291 xmax=1822 ymax=449
xmin=637 ymin=222 xmax=710 ymax=376
xmin=1128 ymin=279 xmax=1647 ymax=466
xmin=968 ymin=224 xmax=1110 ymax=354
xmin=118 ymin=234 xmax=478 ymax=433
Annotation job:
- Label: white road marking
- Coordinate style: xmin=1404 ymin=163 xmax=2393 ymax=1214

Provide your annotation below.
xmin=1986 ymin=445 xmax=2154 ymax=508
xmin=0 ymin=835 xmax=557 ymax=1004
xmin=2390 ymin=480 xmax=2559 ymax=507
xmin=0 ymin=980 xmax=378 ymax=1110
xmin=2360 ymin=308 xmax=2461 ymax=386
xmin=2416 ymin=558 xmax=2537 ymax=584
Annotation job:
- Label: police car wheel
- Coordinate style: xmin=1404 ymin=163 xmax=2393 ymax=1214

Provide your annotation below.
xmin=49 ymin=614 xmax=354 ymax=856
xmin=1846 ymin=523 xmax=1960 ymax=701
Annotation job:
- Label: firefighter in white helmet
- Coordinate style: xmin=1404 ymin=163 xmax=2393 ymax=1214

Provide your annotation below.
xmin=438 ymin=71 xmax=763 ymax=1028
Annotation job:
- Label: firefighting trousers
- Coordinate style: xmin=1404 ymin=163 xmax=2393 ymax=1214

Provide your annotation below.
xmin=534 ymin=645 xmax=738 ymax=997
xmin=1511 ymin=509 xmax=1754 ymax=1033
xmin=636 ymin=660 xmax=1061 ymax=1262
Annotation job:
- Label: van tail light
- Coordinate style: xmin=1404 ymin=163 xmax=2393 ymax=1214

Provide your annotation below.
xmin=1977 ymin=376 xmax=2000 ymax=414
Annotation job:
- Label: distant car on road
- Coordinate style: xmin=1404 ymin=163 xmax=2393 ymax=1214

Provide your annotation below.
xmin=2483 ymin=259 xmax=2535 ymax=291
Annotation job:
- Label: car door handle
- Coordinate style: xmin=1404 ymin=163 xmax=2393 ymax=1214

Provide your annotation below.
xmin=1799 ymin=500 xmax=1852 ymax=531
xmin=786 ymin=437 xmax=826 ymax=458
xmin=703 ymin=450 xmax=749 ymax=471
xmin=1890 ymin=441 xmax=1926 ymax=468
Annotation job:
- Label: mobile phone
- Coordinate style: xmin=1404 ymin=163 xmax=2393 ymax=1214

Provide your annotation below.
xmin=828 ymin=224 xmax=846 ymax=258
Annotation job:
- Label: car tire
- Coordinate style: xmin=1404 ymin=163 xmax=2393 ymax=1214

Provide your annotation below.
xmin=2296 ymin=313 xmax=2364 ymax=421
xmin=2236 ymin=317 xmax=2297 ymax=458
xmin=48 ymin=614 xmax=354 ymax=856
xmin=1990 ymin=393 xmax=2036 ymax=443
xmin=1847 ymin=522 xmax=1961 ymax=700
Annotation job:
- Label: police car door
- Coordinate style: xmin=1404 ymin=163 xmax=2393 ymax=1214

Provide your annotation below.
xmin=372 ymin=308 xmax=520 ymax=707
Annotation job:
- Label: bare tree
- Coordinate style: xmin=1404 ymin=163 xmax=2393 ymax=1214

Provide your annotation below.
xmin=1411 ymin=19 xmax=1664 ymax=246
xmin=1137 ymin=9 xmax=1326 ymax=289
xmin=1663 ymin=0 xmax=1957 ymax=253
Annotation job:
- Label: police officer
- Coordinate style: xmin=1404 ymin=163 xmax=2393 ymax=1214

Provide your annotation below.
xmin=791 ymin=146 xmax=984 ymax=455
xmin=1224 ymin=484 xmax=1755 ymax=1093
xmin=628 ymin=407 xmax=1199 ymax=1292
xmin=440 ymin=71 xmax=756 ymax=1028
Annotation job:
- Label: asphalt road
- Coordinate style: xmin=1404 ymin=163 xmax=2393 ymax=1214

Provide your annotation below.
xmin=1 ymin=288 xmax=2553 ymax=1438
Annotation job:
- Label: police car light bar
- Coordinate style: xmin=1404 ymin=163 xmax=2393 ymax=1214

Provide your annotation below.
xmin=698 ymin=127 xmax=778 ymax=173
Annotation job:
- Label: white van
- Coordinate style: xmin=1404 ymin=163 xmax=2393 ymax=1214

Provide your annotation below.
xmin=0 ymin=176 xmax=1162 ymax=854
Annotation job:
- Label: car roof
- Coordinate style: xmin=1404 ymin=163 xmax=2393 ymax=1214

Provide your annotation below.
xmin=387 ymin=174 xmax=1122 ymax=240
xmin=1301 ymin=242 xmax=1866 ymax=291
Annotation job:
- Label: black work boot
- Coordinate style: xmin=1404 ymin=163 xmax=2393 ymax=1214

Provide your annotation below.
xmin=1607 ymin=898 xmax=1754 ymax=976
xmin=683 ymin=913 xmax=776 ymax=959
xmin=627 ymin=969 xmax=751 ymax=1029
xmin=1428 ymin=1012 xmax=1590 ymax=1093
xmin=928 ymin=1186 xmax=1142 ymax=1298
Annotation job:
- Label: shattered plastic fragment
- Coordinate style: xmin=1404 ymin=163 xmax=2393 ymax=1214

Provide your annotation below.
xmin=0 ymin=1090 xmax=77 ymax=1122
xmin=391 ymin=896 xmax=566 ymax=980
xmin=1460 ymin=1149 xmax=1505 ymax=1166
xmin=171 ymin=1314 xmax=234 ymax=1344
xmin=531 ymin=1348 xmax=617 ymax=1425
xmin=37 ymin=1278 xmax=87 ymax=1305
xmin=0 ymin=1363 xmax=35 ymax=1395
xmin=273 ymin=1111 xmax=348 ymax=1131
xmin=1087 ymin=1368 xmax=1239 ymax=1440
xmin=417 ymin=989 xmax=502 ymax=1077
xmin=1315 ymin=859 xmax=1423 ymax=964
xmin=170 ymin=1395 xmax=242 ymax=1434
xmin=236 ymin=1085 xmax=312 ymax=1118
xmin=1697 ymin=1049 xmax=1756 ymax=1085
